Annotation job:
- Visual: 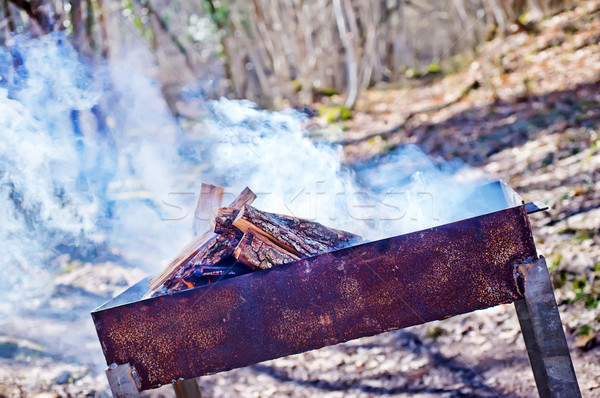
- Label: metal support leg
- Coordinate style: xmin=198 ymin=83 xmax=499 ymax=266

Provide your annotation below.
xmin=106 ymin=363 xmax=141 ymax=398
xmin=106 ymin=363 xmax=201 ymax=397
xmin=515 ymin=256 xmax=581 ymax=398
xmin=173 ymin=378 xmax=202 ymax=397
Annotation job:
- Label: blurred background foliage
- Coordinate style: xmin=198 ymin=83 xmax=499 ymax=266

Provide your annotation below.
xmin=1 ymin=0 xmax=573 ymax=109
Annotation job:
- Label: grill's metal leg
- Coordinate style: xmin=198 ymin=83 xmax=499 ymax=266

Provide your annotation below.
xmin=106 ymin=363 xmax=141 ymax=398
xmin=173 ymin=378 xmax=202 ymax=397
xmin=515 ymin=256 xmax=581 ymax=398
xmin=515 ymin=299 xmax=553 ymax=396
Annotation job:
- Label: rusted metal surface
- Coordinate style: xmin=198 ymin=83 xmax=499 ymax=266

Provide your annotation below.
xmin=516 ymin=257 xmax=581 ymax=398
xmin=92 ymin=205 xmax=536 ymax=390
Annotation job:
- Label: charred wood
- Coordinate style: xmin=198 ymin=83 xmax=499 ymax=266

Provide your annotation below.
xmin=166 ymin=232 xmax=242 ymax=291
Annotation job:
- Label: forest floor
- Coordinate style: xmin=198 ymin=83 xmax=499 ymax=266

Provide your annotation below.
xmin=1 ymin=1 xmax=599 ymax=397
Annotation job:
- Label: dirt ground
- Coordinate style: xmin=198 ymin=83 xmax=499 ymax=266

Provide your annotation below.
xmin=1 ymin=1 xmax=599 ymax=397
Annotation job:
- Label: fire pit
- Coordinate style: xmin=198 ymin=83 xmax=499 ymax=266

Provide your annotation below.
xmin=92 ymin=181 xmax=581 ymax=397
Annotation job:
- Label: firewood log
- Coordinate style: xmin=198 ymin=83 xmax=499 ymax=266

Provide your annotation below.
xmin=211 ymin=206 xmax=361 ymax=250
xmin=210 ymin=207 xmax=242 ymax=236
xmin=147 ymin=186 xmax=256 ymax=292
xmin=233 ymin=205 xmax=360 ymax=257
xmin=207 ymin=188 xmax=257 ymax=236
xmin=188 ymin=232 xmax=241 ymax=266
xmin=234 ymin=232 xmax=300 ymax=270
xmin=149 ymin=186 xmax=364 ymax=295
xmin=167 ymin=231 xmax=242 ymax=291
xmin=273 ymin=213 xmax=361 ymax=249
xmin=227 ymin=187 xmax=257 ymax=209
xmin=192 ymin=184 xmax=224 ymax=236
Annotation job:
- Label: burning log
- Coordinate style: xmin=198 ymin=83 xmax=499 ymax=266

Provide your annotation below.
xmin=146 ymin=185 xmax=256 ymax=293
xmin=188 ymin=232 xmax=241 ymax=266
xmin=164 ymin=232 xmax=243 ymax=291
xmin=182 ymin=264 xmax=251 ymax=287
xmin=149 ymin=184 xmax=361 ymax=295
xmin=234 ymin=231 xmax=300 ymax=270
xmin=146 ymin=223 xmax=219 ymax=292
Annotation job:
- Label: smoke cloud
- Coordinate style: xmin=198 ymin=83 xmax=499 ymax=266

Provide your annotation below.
xmin=190 ymin=99 xmax=495 ymax=239
xmin=0 ymin=33 xmax=191 ymax=314
xmin=0 ymin=34 xmax=504 ymax=374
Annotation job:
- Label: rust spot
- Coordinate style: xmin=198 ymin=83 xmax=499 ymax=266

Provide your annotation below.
xmin=319 ymin=314 xmax=333 ymax=326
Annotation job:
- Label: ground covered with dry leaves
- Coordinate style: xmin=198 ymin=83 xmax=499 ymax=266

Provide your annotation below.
xmin=1 ymin=2 xmax=599 ymax=397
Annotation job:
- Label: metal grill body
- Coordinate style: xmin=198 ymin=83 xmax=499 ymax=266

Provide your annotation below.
xmin=93 ymin=205 xmax=536 ymax=390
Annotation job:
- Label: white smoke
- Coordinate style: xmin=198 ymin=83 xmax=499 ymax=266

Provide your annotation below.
xmin=188 ymin=100 xmax=494 ymax=240
xmin=0 ymin=33 xmax=502 ymax=325
xmin=0 ymin=33 xmax=192 ymax=314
